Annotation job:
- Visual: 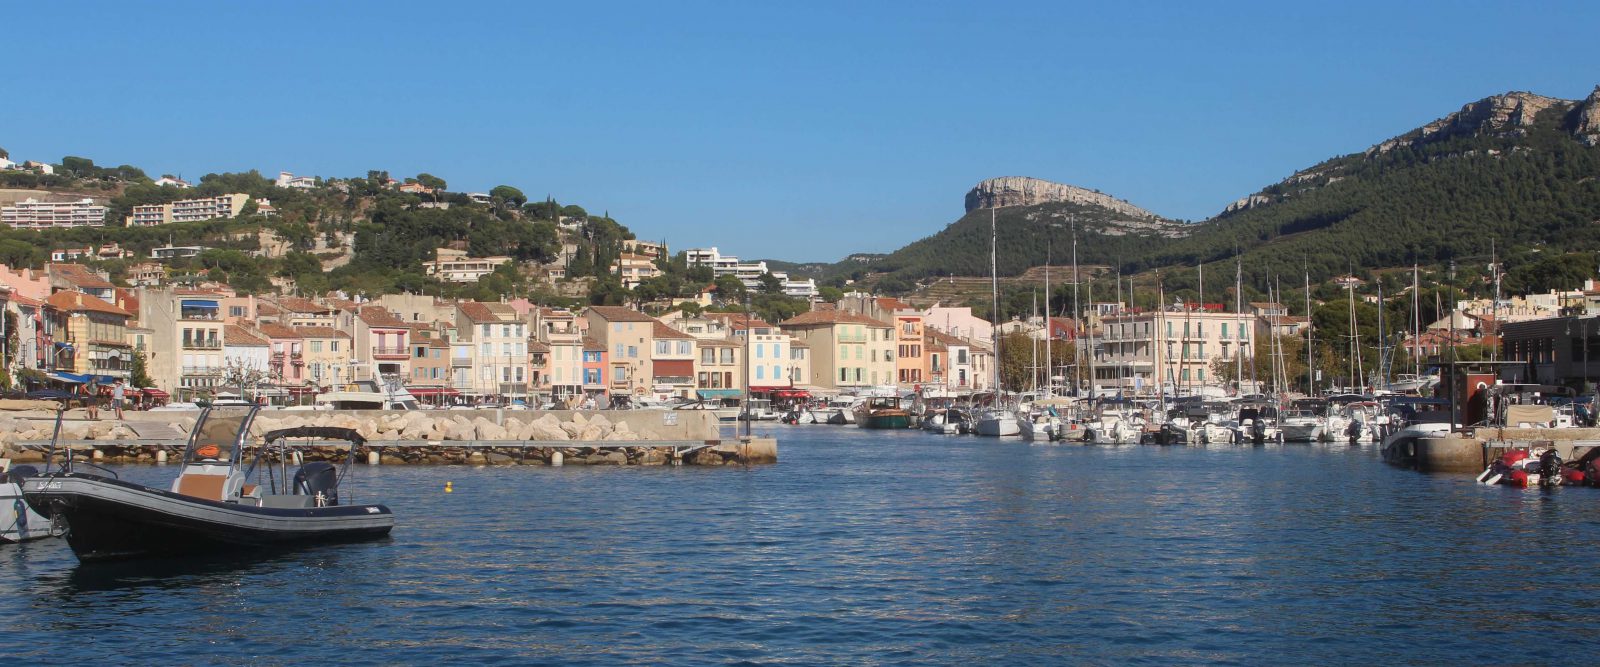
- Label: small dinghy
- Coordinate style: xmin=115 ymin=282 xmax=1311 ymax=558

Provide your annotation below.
xmin=23 ymin=405 xmax=393 ymax=562
xmin=2 ymin=390 xmax=79 ymax=544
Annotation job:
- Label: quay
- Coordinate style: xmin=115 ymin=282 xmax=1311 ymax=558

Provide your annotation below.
xmin=1414 ymin=428 xmax=1600 ymax=473
xmin=0 ymin=408 xmax=778 ymax=467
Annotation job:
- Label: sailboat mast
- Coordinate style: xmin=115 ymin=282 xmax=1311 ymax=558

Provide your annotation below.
xmin=1412 ymin=264 xmax=1421 ymax=373
xmin=1044 ymin=233 xmax=1052 ymax=398
xmin=1235 ymin=258 xmax=1244 ymax=395
xmin=1086 ymin=273 xmax=1097 ymax=399
xmin=1305 ymin=269 xmax=1314 ymax=396
xmin=1155 ymin=272 xmax=1166 ymax=411
xmin=1071 ymin=216 xmax=1080 ymax=395
xmin=1377 ymin=281 xmax=1386 ymax=390
xmin=991 ymin=208 xmax=1001 ymax=398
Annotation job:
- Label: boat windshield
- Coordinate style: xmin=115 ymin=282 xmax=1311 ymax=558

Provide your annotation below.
xmin=187 ymin=407 xmax=253 ymax=464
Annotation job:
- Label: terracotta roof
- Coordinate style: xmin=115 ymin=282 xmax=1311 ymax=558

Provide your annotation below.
xmin=10 ymin=294 xmax=43 ymax=308
xmin=925 ymin=328 xmax=971 ymax=348
xmin=49 ymin=263 xmax=114 ymax=289
xmin=527 ymin=340 xmax=551 ymax=352
xmin=653 ymin=321 xmax=694 ymax=340
xmin=789 ymin=339 xmax=809 ymax=348
xmin=707 ymin=312 xmax=773 ymax=329
xmin=256 ymin=302 xmax=281 ymax=317
xmin=586 ymin=305 xmax=656 ymax=322
xmin=582 ymin=336 xmax=606 ymax=351
xmin=697 ymin=338 xmax=740 ymax=348
xmin=224 ymin=324 xmax=269 ymax=346
xmin=257 ymin=322 xmax=302 ymax=339
xmin=325 ymin=298 xmax=360 ymax=312
xmin=294 ymin=325 xmax=350 ymax=339
xmin=459 ymin=301 xmax=517 ymax=323
xmin=45 ymin=290 xmax=131 ymax=317
xmin=781 ymin=310 xmax=889 ymax=328
xmin=357 ymin=306 xmax=406 ymax=328
xmin=274 ymin=297 xmax=332 ymax=314
xmin=875 ymin=297 xmax=915 ymax=312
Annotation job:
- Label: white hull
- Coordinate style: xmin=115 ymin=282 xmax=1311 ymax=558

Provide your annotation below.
xmin=975 ymin=414 xmax=1019 ymax=437
xmin=1018 ymin=416 xmax=1057 ymax=441
xmin=2 ymin=481 xmax=53 ymax=543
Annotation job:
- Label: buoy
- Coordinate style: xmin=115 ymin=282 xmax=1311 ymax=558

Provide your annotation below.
xmin=444 ymin=481 xmax=453 ymax=493
xmin=368 ymin=451 xmax=380 ymax=466
xmin=92 ymin=449 xmax=103 ymax=460
xmin=156 ymin=449 xmax=167 ymax=463
xmin=551 ymin=451 xmax=564 ymax=467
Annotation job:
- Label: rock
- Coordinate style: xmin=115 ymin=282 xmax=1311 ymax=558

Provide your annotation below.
xmin=576 ymin=424 xmax=607 ymax=441
xmin=965 ymin=176 xmax=1161 ymax=219
xmin=559 ymin=422 xmax=582 ymax=438
xmin=484 ymin=452 xmax=516 ymax=465
xmin=569 ymin=412 xmax=588 ymax=429
xmin=476 ymin=421 xmax=508 ymax=440
xmin=639 ymin=449 xmax=669 ymax=465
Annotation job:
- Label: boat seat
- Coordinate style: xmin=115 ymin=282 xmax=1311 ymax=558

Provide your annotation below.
xmin=175 ymin=474 xmax=228 ymax=501
xmin=241 ymin=484 xmax=258 ymax=496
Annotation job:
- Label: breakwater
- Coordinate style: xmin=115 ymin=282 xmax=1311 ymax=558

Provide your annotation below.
xmin=0 ymin=408 xmax=777 ymax=466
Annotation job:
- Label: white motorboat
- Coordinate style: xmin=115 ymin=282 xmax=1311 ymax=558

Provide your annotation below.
xmin=2 ymin=459 xmax=50 ymax=544
xmin=1018 ymin=411 xmax=1058 ymax=441
xmin=314 ymin=380 xmax=420 ymax=411
xmin=974 ymin=408 xmax=1019 ymax=437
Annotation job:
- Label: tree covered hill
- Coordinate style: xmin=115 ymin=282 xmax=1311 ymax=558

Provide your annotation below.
xmin=833 ymin=86 xmax=1600 ymax=298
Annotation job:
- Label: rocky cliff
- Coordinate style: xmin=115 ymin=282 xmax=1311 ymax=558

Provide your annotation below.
xmin=964 ymin=176 xmax=1160 ymax=219
xmin=1575 ymin=86 xmax=1600 ymax=146
xmin=1370 ymin=90 xmax=1583 ymax=154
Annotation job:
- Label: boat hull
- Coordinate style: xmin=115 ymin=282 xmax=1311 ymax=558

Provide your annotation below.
xmin=975 ymin=417 xmax=1019 ymax=437
xmin=2 ymin=481 xmax=52 ymax=544
xmin=24 ymin=474 xmax=393 ymax=562
xmin=859 ymin=413 xmax=911 ymax=429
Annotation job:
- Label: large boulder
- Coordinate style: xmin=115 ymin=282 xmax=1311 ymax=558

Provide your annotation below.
xmin=476 ymin=421 xmax=508 ymax=441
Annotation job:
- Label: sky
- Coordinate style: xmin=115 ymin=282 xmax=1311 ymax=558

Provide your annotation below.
xmin=4 ymin=1 xmax=1598 ymax=262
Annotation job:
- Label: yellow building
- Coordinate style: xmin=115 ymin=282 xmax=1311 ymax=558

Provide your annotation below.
xmin=46 ymin=290 xmax=134 ymax=381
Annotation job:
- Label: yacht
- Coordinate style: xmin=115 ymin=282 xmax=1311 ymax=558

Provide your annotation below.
xmin=314 ymin=380 xmax=420 ymax=411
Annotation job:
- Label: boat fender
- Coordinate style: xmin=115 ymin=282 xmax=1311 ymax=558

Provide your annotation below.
xmin=1562 ymin=469 xmax=1586 ymax=485
xmin=1509 ymin=469 xmax=1530 ymax=487
xmin=445 ymin=481 xmax=453 ymax=493
xmin=1501 ymin=450 xmax=1530 ymax=466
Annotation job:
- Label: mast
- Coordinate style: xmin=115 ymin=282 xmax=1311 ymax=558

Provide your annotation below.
xmin=1305 ymin=268 xmax=1314 ymax=396
xmin=1377 ymin=281 xmax=1386 ymax=390
xmin=990 ymin=208 xmax=1001 ymax=399
xmin=1030 ymin=291 xmax=1040 ymax=392
xmin=1085 ymin=272 xmax=1097 ymax=399
xmin=1070 ymin=215 xmax=1080 ymax=395
xmin=1412 ymin=264 xmax=1421 ymax=373
xmin=1235 ymin=257 xmax=1244 ymax=395
xmin=1155 ymin=272 xmax=1166 ymax=412
xmin=1044 ymin=231 xmax=1052 ymax=398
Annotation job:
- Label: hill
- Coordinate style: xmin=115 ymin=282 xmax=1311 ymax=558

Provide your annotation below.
xmin=833 ymin=86 xmax=1600 ymax=299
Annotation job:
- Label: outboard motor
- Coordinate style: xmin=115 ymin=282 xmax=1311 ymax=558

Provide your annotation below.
xmin=1538 ymin=449 xmax=1563 ymax=487
xmin=293 ymin=462 xmax=340 ymax=506
xmin=1251 ymin=419 xmax=1266 ymax=445
xmin=0 ymin=464 xmax=39 ymax=484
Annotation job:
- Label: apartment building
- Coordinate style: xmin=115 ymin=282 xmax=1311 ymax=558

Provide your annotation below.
xmin=684 ymin=246 xmax=817 ymax=298
xmin=1 ymin=198 xmax=108 ymax=229
xmin=456 ymin=301 xmax=528 ymax=399
xmin=126 ymin=193 xmax=251 ymax=226
xmin=583 ymin=306 xmax=658 ymax=397
xmin=138 ymin=290 xmax=227 ymax=396
xmin=48 ymin=264 xmax=116 ymax=301
xmin=295 ymin=326 xmax=352 ymax=388
xmin=581 ymin=337 xmax=607 ymax=403
xmin=265 ymin=297 xmax=342 ymax=328
xmin=222 ymin=325 xmax=270 ymax=384
xmin=695 ymin=338 xmax=743 ymax=394
xmin=256 ymin=323 xmax=307 ymax=387
xmin=925 ymin=328 xmax=974 ymax=392
xmin=275 ymin=171 xmax=317 ymax=189
xmin=534 ymin=307 xmax=585 ymax=402
xmin=1097 ymin=308 xmax=1256 ymax=394
xmin=616 ymin=253 xmax=662 ymax=288
xmin=780 ymin=306 xmax=895 ymax=390
xmin=407 ymin=325 xmax=451 ymax=389
xmin=651 ymin=322 xmax=697 ymax=399
xmin=45 ymin=291 xmax=133 ymax=381
xmin=353 ymin=306 xmax=410 ymax=385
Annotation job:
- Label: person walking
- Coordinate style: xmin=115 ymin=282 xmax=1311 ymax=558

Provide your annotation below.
xmin=112 ymin=379 xmax=126 ymax=420
xmin=84 ymin=377 xmax=100 ymax=420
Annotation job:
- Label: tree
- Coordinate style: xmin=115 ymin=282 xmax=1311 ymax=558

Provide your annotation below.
xmin=818 ymin=286 xmax=845 ymax=303
xmin=415 ymin=173 xmax=447 ymax=191
xmin=0 ymin=239 xmax=42 ymax=268
xmin=130 ymin=350 xmax=154 ymax=388
xmin=757 ymin=272 xmax=785 ymax=295
xmin=490 ymin=185 xmax=526 ymax=209
xmin=686 ymin=264 xmax=715 ymax=284
xmin=60 ymin=155 xmax=97 ymax=178
xmin=714 ymin=274 xmax=747 ymax=302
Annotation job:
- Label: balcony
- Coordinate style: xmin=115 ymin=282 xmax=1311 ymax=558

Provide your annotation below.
xmin=182 ymin=366 xmax=223 ymax=377
xmin=182 ymin=339 xmax=222 ymax=350
xmin=451 ymin=356 xmax=473 ymax=367
xmin=180 ymin=309 xmax=221 ymax=322
xmin=373 ymin=346 xmax=408 ymax=359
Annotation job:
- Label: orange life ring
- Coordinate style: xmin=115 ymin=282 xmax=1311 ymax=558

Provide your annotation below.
xmin=195 ymin=444 xmax=222 ymax=459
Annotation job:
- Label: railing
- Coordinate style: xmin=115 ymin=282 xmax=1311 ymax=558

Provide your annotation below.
xmin=374 ymin=346 xmax=408 ymax=357
xmin=451 ymin=357 xmax=473 ymax=367
xmin=182 ymin=339 xmax=222 ymax=350
xmin=182 ymin=366 xmax=223 ymax=376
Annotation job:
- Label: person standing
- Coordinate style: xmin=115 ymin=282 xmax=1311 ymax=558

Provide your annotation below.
xmin=84 ymin=378 xmax=100 ymax=420
xmin=112 ymin=379 xmax=126 ymax=420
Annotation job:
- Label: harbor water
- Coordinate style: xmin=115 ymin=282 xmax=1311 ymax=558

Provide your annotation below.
xmin=5 ymin=426 xmax=1600 ymax=665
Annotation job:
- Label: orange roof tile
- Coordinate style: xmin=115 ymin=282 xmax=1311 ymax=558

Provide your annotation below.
xmin=45 ymin=290 xmax=131 ymax=317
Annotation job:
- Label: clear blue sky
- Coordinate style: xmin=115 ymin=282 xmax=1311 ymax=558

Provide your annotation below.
xmin=4 ymin=1 xmax=1597 ymax=262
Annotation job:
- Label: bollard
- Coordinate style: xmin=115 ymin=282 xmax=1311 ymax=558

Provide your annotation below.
xmin=156 ymin=449 xmax=167 ymax=463
xmin=551 ymin=451 xmax=564 ymax=466
xmin=368 ymin=450 xmax=380 ymax=466
xmin=92 ymin=449 xmax=103 ymax=461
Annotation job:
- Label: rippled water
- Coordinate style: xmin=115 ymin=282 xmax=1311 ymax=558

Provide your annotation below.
xmin=5 ymin=427 xmax=1600 ymax=665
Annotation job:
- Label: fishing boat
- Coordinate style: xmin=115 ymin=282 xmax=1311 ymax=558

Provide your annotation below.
xmin=23 ymin=405 xmax=393 ymax=562
xmin=854 ymin=396 xmax=911 ymax=429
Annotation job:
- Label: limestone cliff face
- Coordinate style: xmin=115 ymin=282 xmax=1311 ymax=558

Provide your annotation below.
xmin=1576 ymin=86 xmax=1600 ymax=146
xmin=1371 ymin=91 xmax=1572 ymax=154
xmin=964 ymin=176 xmax=1159 ymax=219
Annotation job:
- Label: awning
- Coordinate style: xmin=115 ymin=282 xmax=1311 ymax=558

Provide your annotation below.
xmin=407 ymin=387 xmax=460 ymax=397
xmin=47 ymin=371 xmax=87 ymax=384
xmin=772 ymin=389 xmax=811 ymax=399
xmin=697 ymin=389 xmax=742 ymax=399
xmin=141 ymin=387 xmax=170 ymax=399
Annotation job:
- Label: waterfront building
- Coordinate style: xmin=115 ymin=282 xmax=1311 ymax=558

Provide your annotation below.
xmin=651 ymin=322 xmax=697 ymax=400
xmin=925 ymin=328 xmax=974 ymax=392
xmin=780 ymin=305 xmax=895 ymax=390
xmin=255 ymin=323 xmax=306 ymax=387
xmin=1498 ymin=316 xmax=1600 ymax=387
xmin=48 ymin=264 xmax=116 ymax=301
xmin=265 ymin=296 xmax=341 ymax=328
xmin=422 ymin=248 xmax=511 ymax=283
xmin=353 ymin=306 xmax=410 ymax=386
xmin=921 ymin=305 xmax=994 ymax=346
xmin=695 ymin=337 xmax=743 ymax=395
xmin=616 ymin=252 xmax=662 ymax=288
xmin=407 ymin=325 xmax=451 ymax=392
xmin=455 ymin=301 xmax=527 ymax=399
xmin=534 ymin=308 xmax=585 ymax=403
xmin=45 ymin=291 xmax=133 ymax=381
xmin=1 ymin=197 xmax=108 ymax=229
xmin=137 ymin=289 xmax=226 ymax=397
xmin=1097 ymin=307 xmax=1256 ymax=395
xmin=293 ymin=325 xmax=352 ymax=389
xmin=222 ymin=324 xmax=271 ymax=387
xmin=583 ymin=306 xmax=659 ymax=398
xmin=581 ymin=337 xmax=608 ymax=404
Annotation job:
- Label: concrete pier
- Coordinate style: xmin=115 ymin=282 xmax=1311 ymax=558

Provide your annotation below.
xmin=1416 ymin=427 xmax=1600 ymax=473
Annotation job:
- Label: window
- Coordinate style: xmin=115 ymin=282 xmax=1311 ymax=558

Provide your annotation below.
xmin=772 ymin=364 xmax=781 ymax=380
xmin=840 ymin=368 xmax=847 ymax=382
xmin=501 ymin=343 xmax=512 ymax=356
xmin=482 ymin=324 xmax=491 ymax=338
xmin=755 ymin=345 xmax=764 ymax=359
xmin=678 ymin=341 xmax=691 ymax=355
xmin=415 ymin=347 xmax=426 ymax=358
xmin=433 ymin=348 xmax=442 ymax=359
xmin=721 ymin=348 xmax=734 ymax=364
xmin=502 ymin=367 xmax=511 ymax=382
xmin=502 ymin=325 xmax=511 ymax=338
xmin=702 ymin=348 xmax=715 ymax=364
xmin=331 ymin=341 xmax=340 ymax=352
xmin=515 ymin=367 xmax=524 ymax=382
xmin=855 ymin=347 xmax=862 ymax=360
xmin=616 ymin=344 xmax=624 ymax=358
xmin=613 ymin=367 xmax=626 ymax=383
xmin=628 ymin=346 xmax=638 ymax=358
xmin=1222 ymin=323 xmax=1230 ymax=339
xmin=482 ymin=343 xmax=491 ymax=356
xmin=229 ymin=306 xmax=245 ymax=317
xmin=311 ymin=341 xmax=323 ymax=353
xmin=481 ymin=366 xmax=492 ymax=380
xmin=756 ymin=366 xmax=765 ymax=380
xmin=657 ymin=341 xmax=670 ymax=355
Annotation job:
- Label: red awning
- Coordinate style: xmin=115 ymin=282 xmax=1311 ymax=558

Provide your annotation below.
xmin=407 ymin=387 xmax=460 ymax=397
xmin=287 ymin=386 xmax=320 ymax=394
xmin=773 ymin=389 xmax=811 ymax=399
xmin=652 ymin=360 xmax=694 ymax=376
xmin=141 ymin=388 xmax=170 ymax=399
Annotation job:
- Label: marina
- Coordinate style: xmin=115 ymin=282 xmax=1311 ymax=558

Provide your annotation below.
xmin=5 ymin=425 xmax=1600 ymax=664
